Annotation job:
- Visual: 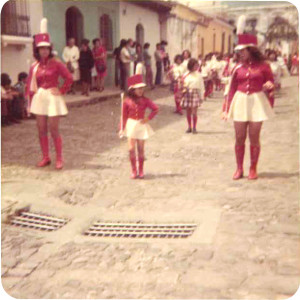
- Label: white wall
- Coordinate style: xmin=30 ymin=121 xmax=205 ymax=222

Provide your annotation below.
xmin=119 ymin=2 xmax=161 ymax=71
xmin=1 ymin=0 xmax=43 ymax=83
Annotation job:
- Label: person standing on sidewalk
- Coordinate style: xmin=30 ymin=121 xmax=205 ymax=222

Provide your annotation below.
xmin=92 ymin=38 xmax=107 ymax=92
xmin=120 ymin=40 xmax=132 ymax=91
xmin=222 ymin=15 xmax=275 ymax=180
xmin=143 ymin=43 xmax=155 ymax=89
xmin=181 ymin=58 xmax=205 ymax=134
xmin=119 ymin=74 xmax=158 ymax=179
xmin=154 ymin=43 xmax=163 ymax=85
xmin=167 ymin=54 xmax=184 ymax=115
xmin=62 ymin=37 xmax=80 ymax=94
xmin=26 ymin=18 xmax=73 ymax=170
xmin=79 ymin=39 xmax=94 ymax=97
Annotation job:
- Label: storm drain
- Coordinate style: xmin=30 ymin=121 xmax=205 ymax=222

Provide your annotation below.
xmin=84 ymin=221 xmax=197 ymax=238
xmin=9 ymin=211 xmax=69 ymax=231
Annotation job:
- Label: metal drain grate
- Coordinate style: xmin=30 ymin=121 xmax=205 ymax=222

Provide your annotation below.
xmin=10 ymin=211 xmax=69 ymax=231
xmin=84 ymin=221 xmax=197 ymax=238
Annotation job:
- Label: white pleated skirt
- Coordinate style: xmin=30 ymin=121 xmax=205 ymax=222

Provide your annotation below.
xmin=124 ymin=118 xmax=154 ymax=140
xmin=228 ymin=91 xmax=274 ymax=122
xmin=30 ymin=88 xmax=68 ymax=117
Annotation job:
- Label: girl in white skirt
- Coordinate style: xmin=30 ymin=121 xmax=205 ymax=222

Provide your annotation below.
xmin=222 ymin=15 xmax=275 ymax=180
xmin=26 ymin=19 xmax=73 ymax=169
xmin=119 ymin=74 xmax=158 ymax=179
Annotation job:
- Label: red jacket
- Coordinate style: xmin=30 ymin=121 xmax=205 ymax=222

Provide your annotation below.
xmin=224 ymin=61 xmax=274 ymax=112
xmin=26 ymin=58 xmax=73 ymax=101
xmin=121 ymin=96 xmax=158 ymax=130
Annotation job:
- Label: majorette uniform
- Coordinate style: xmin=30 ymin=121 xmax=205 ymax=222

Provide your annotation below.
xmin=121 ymin=74 xmax=158 ymax=178
xmin=225 ymin=60 xmax=275 ymax=121
xmin=26 ymin=20 xmax=73 ymax=116
xmin=181 ymin=71 xmax=205 ymax=109
xmin=26 ymin=18 xmax=73 ymax=169
xmin=224 ymin=15 xmax=275 ymax=180
xmin=168 ymin=63 xmax=183 ymax=114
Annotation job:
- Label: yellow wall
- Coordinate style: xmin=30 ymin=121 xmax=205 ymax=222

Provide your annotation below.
xmin=172 ymin=4 xmax=234 ymax=56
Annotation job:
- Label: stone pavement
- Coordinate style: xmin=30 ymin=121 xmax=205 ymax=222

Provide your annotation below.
xmin=1 ymin=77 xmax=300 ymax=299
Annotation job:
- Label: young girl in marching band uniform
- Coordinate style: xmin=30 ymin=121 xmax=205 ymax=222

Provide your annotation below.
xmin=181 ymin=58 xmax=205 ymax=134
xmin=168 ymin=54 xmax=184 ymax=115
xmin=119 ymin=75 xmax=159 ymax=179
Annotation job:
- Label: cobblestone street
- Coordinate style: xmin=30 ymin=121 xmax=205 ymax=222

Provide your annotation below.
xmin=1 ymin=77 xmax=300 ymax=299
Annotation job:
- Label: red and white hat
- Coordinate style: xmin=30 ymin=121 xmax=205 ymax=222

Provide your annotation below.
xmin=34 ymin=18 xmax=51 ymax=48
xmin=127 ymin=74 xmax=146 ymax=90
xmin=235 ymin=15 xmax=258 ymax=51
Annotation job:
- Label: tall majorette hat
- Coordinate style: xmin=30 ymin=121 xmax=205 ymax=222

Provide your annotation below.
xmin=234 ymin=15 xmax=258 ymax=51
xmin=34 ymin=18 xmax=51 ymax=48
xmin=127 ymin=74 xmax=147 ymax=90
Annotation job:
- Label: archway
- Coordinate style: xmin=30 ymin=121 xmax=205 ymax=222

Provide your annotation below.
xmin=65 ymin=6 xmax=84 ymax=46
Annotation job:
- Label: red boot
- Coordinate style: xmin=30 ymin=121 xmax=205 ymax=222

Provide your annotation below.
xmin=53 ymin=136 xmax=63 ymax=170
xmin=129 ymin=150 xmax=138 ymax=179
xmin=233 ymin=144 xmax=245 ymax=180
xmin=138 ymin=156 xmax=144 ymax=179
xmin=37 ymin=136 xmax=51 ymax=167
xmin=248 ymin=145 xmax=260 ymax=180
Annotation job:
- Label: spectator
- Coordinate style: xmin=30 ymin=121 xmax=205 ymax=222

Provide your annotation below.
xmin=62 ymin=37 xmax=80 ymax=94
xmin=120 ymin=39 xmax=131 ymax=91
xmin=79 ymin=39 xmax=94 ymax=97
xmin=160 ymin=40 xmax=170 ymax=72
xmin=13 ymin=72 xmax=28 ymax=119
xmin=1 ymin=73 xmax=20 ymax=125
xmin=143 ymin=43 xmax=155 ymax=89
xmin=113 ymin=39 xmax=126 ymax=87
xmin=135 ymin=43 xmax=144 ymax=75
xmin=128 ymin=39 xmax=137 ymax=76
xmin=155 ymin=43 xmax=163 ymax=85
xmin=92 ymin=38 xmax=107 ymax=92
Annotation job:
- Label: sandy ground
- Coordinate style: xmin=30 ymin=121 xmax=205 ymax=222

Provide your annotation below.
xmin=1 ymin=77 xmax=299 ymax=299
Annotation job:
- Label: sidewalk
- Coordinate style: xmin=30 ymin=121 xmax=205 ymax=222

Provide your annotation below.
xmin=64 ymin=83 xmax=170 ymax=109
xmin=64 ymin=87 xmax=121 ymax=108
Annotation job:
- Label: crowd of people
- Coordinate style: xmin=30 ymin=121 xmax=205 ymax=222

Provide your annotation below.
xmin=113 ymin=39 xmax=170 ymax=91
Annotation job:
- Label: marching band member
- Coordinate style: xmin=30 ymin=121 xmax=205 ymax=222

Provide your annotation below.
xmin=222 ymin=15 xmax=275 ymax=180
xmin=181 ymin=58 xmax=205 ymax=134
xmin=168 ymin=54 xmax=184 ymax=114
xmin=26 ymin=18 xmax=73 ymax=169
xmin=119 ymin=75 xmax=158 ymax=179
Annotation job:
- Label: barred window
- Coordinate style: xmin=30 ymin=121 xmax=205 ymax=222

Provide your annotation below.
xmin=100 ymin=14 xmax=113 ymax=51
xmin=1 ymin=0 xmax=30 ymax=37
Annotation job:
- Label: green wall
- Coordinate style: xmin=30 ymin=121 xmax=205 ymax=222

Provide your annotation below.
xmin=42 ymin=0 xmax=120 ymax=86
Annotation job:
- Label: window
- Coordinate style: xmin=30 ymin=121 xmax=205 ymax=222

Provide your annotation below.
xmin=100 ymin=14 xmax=113 ymax=51
xmin=1 ymin=0 xmax=30 ymax=37
xmin=66 ymin=6 xmax=84 ymax=46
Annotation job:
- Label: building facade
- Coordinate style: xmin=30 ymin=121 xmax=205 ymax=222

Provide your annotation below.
xmin=1 ymin=0 xmax=43 ymax=83
xmin=161 ymin=2 xmax=234 ymax=62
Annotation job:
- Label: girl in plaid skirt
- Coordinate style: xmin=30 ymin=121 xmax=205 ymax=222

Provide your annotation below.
xmin=167 ymin=54 xmax=184 ymax=115
xmin=181 ymin=58 xmax=205 ymax=134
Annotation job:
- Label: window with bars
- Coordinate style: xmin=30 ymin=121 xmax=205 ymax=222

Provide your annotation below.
xmin=1 ymin=0 xmax=30 ymax=37
xmin=100 ymin=14 xmax=113 ymax=51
